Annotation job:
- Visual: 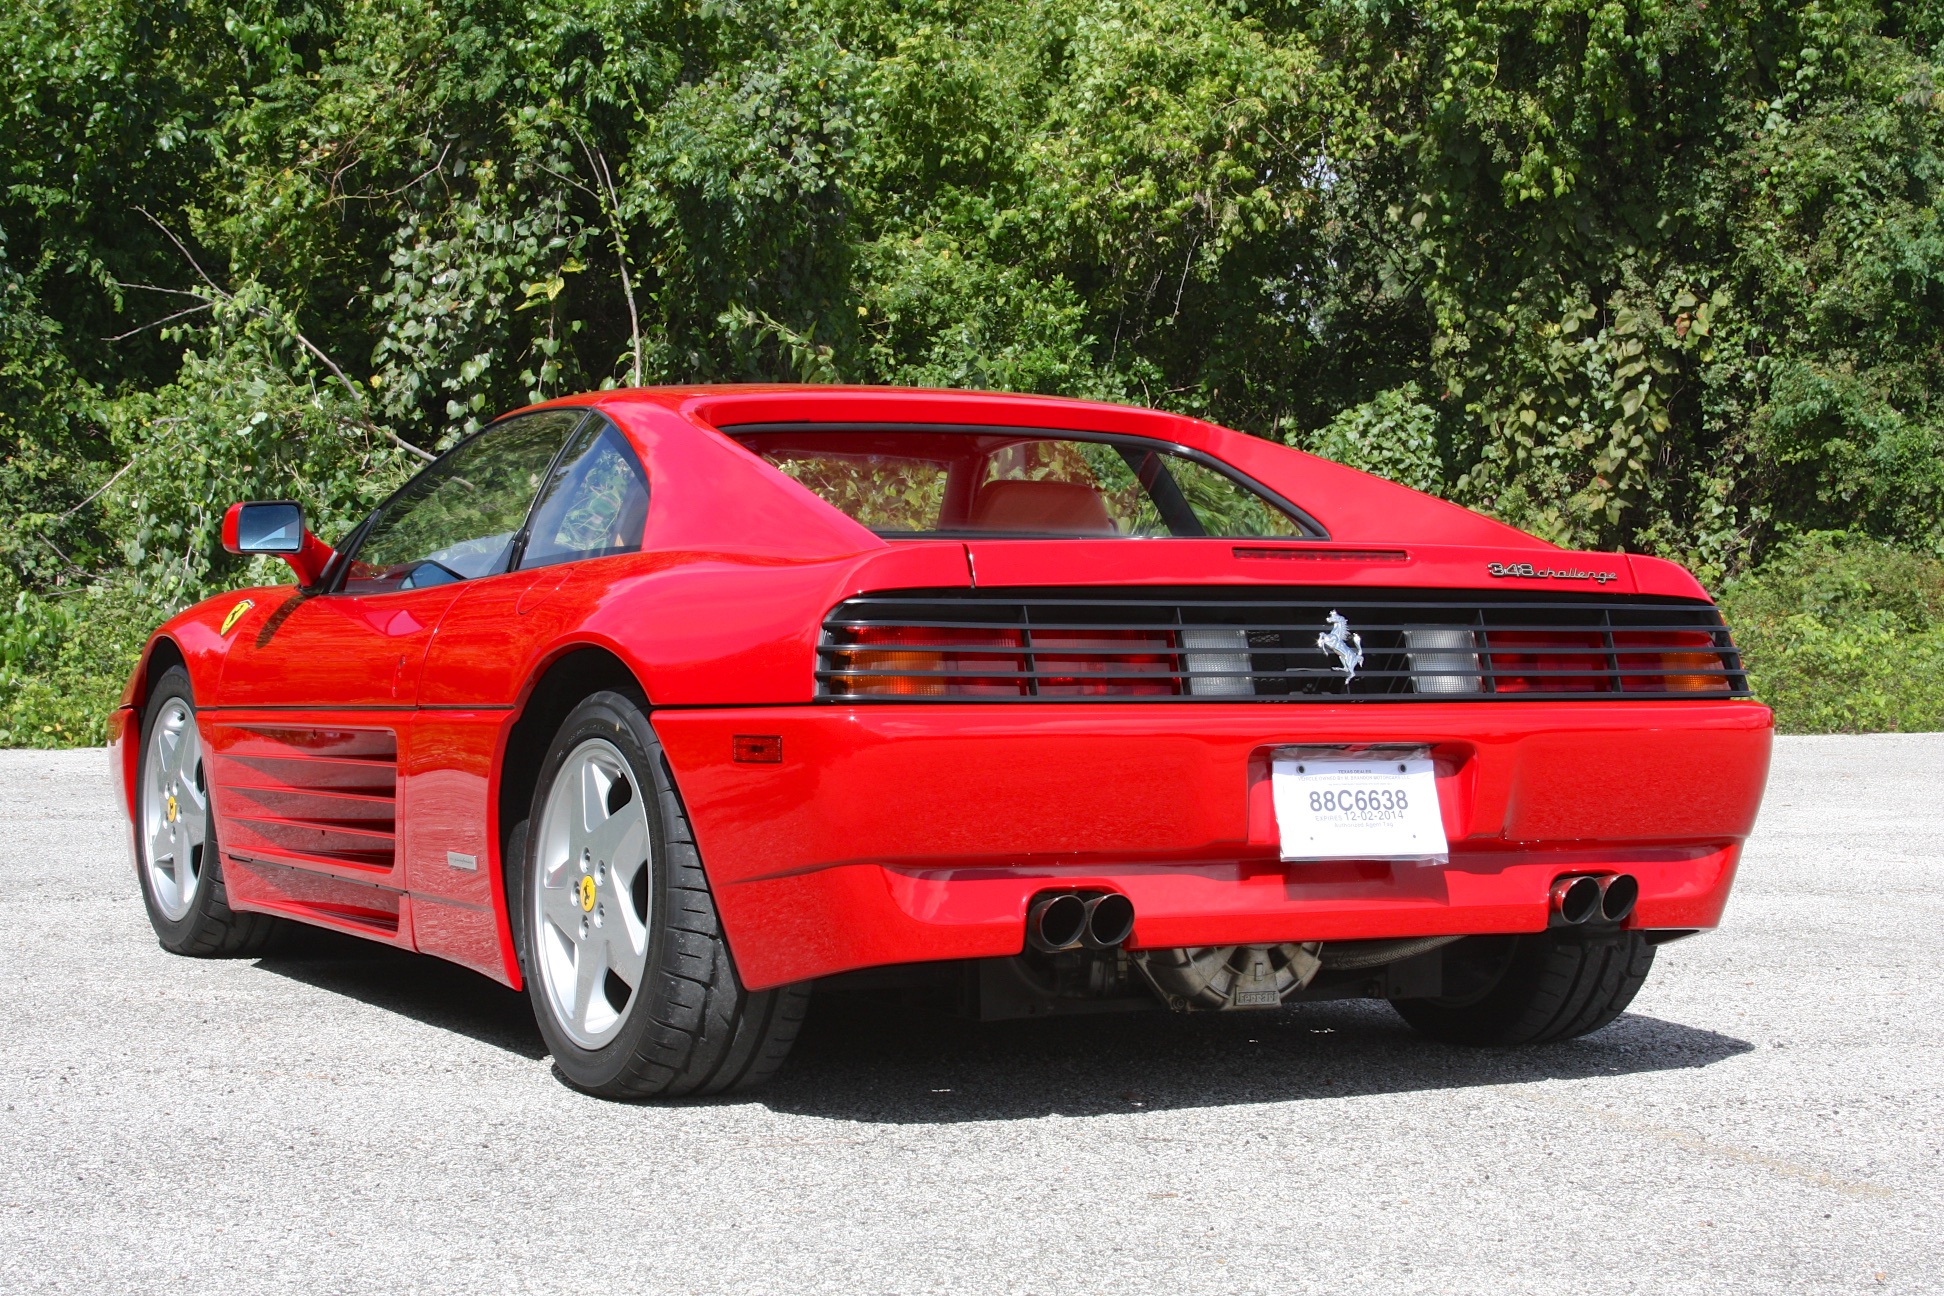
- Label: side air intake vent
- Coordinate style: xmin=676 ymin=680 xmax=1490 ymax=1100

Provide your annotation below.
xmin=211 ymin=727 xmax=399 ymax=869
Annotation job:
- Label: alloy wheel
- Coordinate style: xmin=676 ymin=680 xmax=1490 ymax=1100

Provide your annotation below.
xmin=142 ymin=698 xmax=208 ymax=921
xmin=532 ymin=738 xmax=654 ymax=1049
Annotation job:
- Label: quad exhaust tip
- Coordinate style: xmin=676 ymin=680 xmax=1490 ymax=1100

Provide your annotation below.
xmin=1028 ymin=891 xmax=1135 ymax=953
xmin=1082 ymin=893 xmax=1136 ymax=949
xmin=1550 ymin=873 xmax=1639 ymax=927
xmin=1598 ymin=873 xmax=1639 ymax=924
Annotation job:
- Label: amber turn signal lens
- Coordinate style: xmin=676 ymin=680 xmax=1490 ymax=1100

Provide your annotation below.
xmin=1615 ymin=631 xmax=1730 ymax=693
xmin=1655 ymin=652 xmax=1731 ymax=692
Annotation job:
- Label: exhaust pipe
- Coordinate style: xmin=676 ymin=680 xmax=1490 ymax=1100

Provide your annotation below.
xmin=1550 ymin=875 xmax=1603 ymax=927
xmin=1027 ymin=893 xmax=1088 ymax=952
xmin=1598 ymin=874 xmax=1639 ymax=923
xmin=1026 ymin=891 xmax=1137 ymax=952
xmin=1081 ymin=893 xmax=1136 ymax=949
xmin=1549 ymin=873 xmax=1640 ymax=927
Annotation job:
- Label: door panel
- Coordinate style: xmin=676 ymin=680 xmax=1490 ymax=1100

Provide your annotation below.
xmin=413 ymin=569 xmax=553 ymax=708
xmin=218 ymin=586 xmax=467 ymax=708
xmin=403 ymin=569 xmax=568 ymax=984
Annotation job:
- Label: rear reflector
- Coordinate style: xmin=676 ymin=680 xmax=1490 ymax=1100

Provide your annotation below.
xmin=733 ymin=735 xmax=784 ymax=763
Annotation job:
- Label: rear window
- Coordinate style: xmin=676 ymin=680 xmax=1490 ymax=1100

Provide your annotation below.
xmin=727 ymin=427 xmax=1312 ymax=539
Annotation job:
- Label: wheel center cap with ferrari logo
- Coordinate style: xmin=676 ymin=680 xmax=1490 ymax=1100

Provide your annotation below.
xmin=577 ymin=875 xmax=597 ymax=913
xmin=165 ymin=793 xmax=178 ymax=824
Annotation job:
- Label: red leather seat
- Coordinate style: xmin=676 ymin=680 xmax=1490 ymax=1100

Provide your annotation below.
xmin=968 ymin=479 xmax=1117 ymax=534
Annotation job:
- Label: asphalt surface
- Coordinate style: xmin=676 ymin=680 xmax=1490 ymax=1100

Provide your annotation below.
xmin=1 ymin=734 xmax=1940 ymax=1295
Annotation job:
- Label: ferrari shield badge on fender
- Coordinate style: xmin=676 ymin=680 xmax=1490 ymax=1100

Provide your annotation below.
xmin=219 ymin=599 xmax=255 ymax=635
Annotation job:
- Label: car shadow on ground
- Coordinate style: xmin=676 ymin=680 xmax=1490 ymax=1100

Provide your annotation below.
xmin=247 ymin=932 xmax=1753 ymax=1119
xmin=753 ymin=989 xmax=1755 ymax=1123
xmin=253 ymin=928 xmax=547 ymax=1061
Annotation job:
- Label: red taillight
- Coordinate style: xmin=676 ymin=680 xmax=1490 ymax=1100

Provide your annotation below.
xmin=1484 ymin=629 xmax=1731 ymax=693
xmin=824 ymin=625 xmax=1027 ymax=697
xmin=1485 ymin=631 xmax=1612 ymax=693
xmin=823 ymin=625 xmax=1184 ymax=696
xmin=1030 ymin=629 xmax=1179 ymax=697
xmin=1615 ymin=630 xmax=1731 ymax=693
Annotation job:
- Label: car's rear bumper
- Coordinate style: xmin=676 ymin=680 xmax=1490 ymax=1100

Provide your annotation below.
xmin=653 ymin=700 xmax=1773 ymax=990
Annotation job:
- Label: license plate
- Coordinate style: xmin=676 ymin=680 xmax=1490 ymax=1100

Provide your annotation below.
xmin=1271 ymin=747 xmax=1448 ymax=862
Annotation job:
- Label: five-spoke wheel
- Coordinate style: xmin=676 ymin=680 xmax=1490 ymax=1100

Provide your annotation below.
xmin=531 ymin=738 xmax=653 ymax=1048
xmin=515 ymin=689 xmax=810 ymax=1097
xmin=141 ymin=695 xmax=207 ymax=921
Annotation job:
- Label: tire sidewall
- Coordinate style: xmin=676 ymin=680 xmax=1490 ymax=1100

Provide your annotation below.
xmin=135 ymin=667 xmax=221 ymax=949
xmin=519 ymin=690 xmax=674 ymax=1091
xmin=1396 ymin=929 xmax=1651 ymax=1045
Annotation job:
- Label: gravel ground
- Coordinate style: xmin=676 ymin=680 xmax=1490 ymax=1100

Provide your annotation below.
xmin=1 ymin=734 xmax=1939 ymax=1295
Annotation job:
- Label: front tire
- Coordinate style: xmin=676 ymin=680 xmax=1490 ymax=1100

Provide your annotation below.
xmin=516 ymin=690 xmax=808 ymax=1098
xmin=135 ymin=666 xmax=282 ymax=956
xmin=1391 ymin=929 xmax=1654 ymax=1046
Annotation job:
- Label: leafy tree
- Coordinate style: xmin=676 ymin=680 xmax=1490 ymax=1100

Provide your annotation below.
xmin=3 ymin=0 xmax=1942 ymax=741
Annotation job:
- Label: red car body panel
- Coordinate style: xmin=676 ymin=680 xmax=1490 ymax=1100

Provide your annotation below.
xmin=656 ymin=700 xmax=1770 ymax=988
xmin=111 ymin=386 xmax=1773 ymax=995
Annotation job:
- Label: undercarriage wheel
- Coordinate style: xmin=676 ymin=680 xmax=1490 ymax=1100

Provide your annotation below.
xmin=514 ymin=689 xmax=809 ymax=1099
xmin=135 ymin=666 xmax=283 ymax=956
xmin=1390 ymin=928 xmax=1655 ymax=1046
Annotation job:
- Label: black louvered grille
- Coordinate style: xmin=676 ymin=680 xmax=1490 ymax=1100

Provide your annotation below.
xmin=816 ymin=588 xmax=1749 ymax=702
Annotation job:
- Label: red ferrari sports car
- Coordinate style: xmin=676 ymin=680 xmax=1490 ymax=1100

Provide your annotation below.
xmin=111 ymin=386 xmax=1772 ymax=1097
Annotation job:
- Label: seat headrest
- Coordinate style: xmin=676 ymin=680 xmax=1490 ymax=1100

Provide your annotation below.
xmin=968 ymin=479 xmax=1118 ymax=535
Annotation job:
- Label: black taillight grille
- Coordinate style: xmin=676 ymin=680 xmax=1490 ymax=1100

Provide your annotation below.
xmin=816 ymin=588 xmax=1749 ymax=701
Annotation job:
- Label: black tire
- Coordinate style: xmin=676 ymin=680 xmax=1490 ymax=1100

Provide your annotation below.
xmin=1391 ymin=928 xmax=1655 ymax=1046
xmin=134 ymin=667 xmax=284 ymax=957
xmin=513 ymin=689 xmax=809 ymax=1099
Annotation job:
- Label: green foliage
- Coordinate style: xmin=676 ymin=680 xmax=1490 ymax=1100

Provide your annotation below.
xmin=4 ymin=0 xmax=1943 ymax=741
xmin=0 ymin=238 xmax=109 ymax=588
xmin=1719 ymin=533 xmax=1944 ymax=733
xmin=0 ymin=580 xmax=159 ymax=747
xmin=105 ymin=295 xmax=414 ymax=594
xmin=1305 ymin=384 xmax=1448 ymax=497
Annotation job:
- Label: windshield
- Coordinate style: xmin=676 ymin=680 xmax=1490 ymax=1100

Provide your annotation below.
xmin=728 ymin=427 xmax=1310 ymax=539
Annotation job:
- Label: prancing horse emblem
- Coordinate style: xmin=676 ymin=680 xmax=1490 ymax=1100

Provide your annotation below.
xmin=1317 ymin=610 xmax=1364 ymax=683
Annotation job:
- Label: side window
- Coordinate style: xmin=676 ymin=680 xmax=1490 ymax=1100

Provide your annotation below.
xmin=339 ymin=410 xmax=584 ymax=594
xmin=1158 ymin=454 xmax=1306 ymax=538
xmin=517 ymin=418 xmax=650 ymax=570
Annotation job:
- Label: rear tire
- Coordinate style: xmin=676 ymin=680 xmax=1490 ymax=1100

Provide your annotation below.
xmin=1391 ymin=928 xmax=1654 ymax=1045
xmin=514 ymin=689 xmax=809 ymax=1099
xmin=135 ymin=666 xmax=284 ymax=957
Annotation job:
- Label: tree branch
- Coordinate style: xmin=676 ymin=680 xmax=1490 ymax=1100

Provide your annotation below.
xmin=56 ymin=457 xmax=137 ymax=519
xmin=571 ymin=124 xmax=644 ymax=387
xmin=135 ymin=207 xmax=229 ymax=300
xmin=125 ymin=214 xmax=436 ymax=464
xmin=100 ymin=301 xmax=211 ymax=341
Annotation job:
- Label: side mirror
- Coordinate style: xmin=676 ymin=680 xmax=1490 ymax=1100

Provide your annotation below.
xmin=222 ymin=501 xmax=335 ymax=589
